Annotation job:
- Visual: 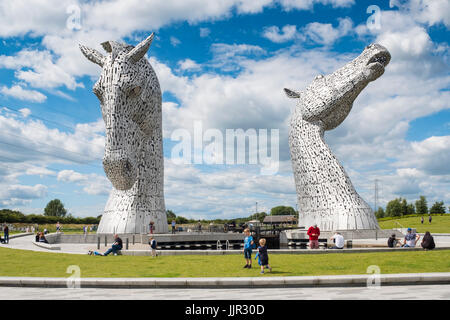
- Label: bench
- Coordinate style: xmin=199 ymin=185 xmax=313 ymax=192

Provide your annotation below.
xmin=289 ymin=239 xmax=328 ymax=249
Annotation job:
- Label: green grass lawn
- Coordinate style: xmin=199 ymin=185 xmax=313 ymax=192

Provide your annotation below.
xmin=0 ymin=247 xmax=449 ymax=278
xmin=378 ymin=215 xmax=450 ymax=233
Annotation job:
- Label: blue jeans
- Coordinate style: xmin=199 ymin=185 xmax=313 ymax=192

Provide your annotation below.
xmin=4 ymin=233 xmax=8 ymax=243
xmin=104 ymin=244 xmax=121 ymax=256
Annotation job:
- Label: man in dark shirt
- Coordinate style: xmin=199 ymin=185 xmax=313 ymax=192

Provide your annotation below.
xmin=103 ymin=234 xmax=123 ymax=256
xmin=3 ymin=224 xmax=9 ymax=244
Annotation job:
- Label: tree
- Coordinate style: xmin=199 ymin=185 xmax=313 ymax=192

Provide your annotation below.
xmin=415 ymin=196 xmax=428 ymax=215
xmin=175 ymin=216 xmax=189 ymax=224
xmin=406 ymin=203 xmax=415 ymax=215
xmin=44 ymin=199 xmax=67 ymax=217
xmin=375 ymin=207 xmax=385 ymax=219
xmin=385 ymin=199 xmax=402 ymax=217
xmin=270 ymin=206 xmax=296 ymax=216
xmin=429 ymin=201 xmax=446 ymax=214
xmin=166 ymin=210 xmax=176 ymax=223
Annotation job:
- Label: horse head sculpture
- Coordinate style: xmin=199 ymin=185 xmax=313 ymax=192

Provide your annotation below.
xmin=80 ymin=34 xmax=167 ymax=234
xmin=284 ymin=44 xmax=391 ymax=231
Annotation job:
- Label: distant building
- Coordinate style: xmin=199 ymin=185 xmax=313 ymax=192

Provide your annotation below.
xmin=263 ymin=215 xmax=297 ymax=225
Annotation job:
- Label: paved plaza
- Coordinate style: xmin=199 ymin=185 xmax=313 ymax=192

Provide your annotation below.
xmin=0 ymin=284 xmax=449 ymax=300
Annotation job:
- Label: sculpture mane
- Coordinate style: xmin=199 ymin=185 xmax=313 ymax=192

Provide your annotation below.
xmin=285 ymin=44 xmax=391 ymax=231
xmin=80 ymin=34 xmax=167 ymax=234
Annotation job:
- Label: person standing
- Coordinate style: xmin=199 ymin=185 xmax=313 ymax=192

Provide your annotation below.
xmin=421 ymin=216 xmax=424 ymax=224
xmin=3 ymin=224 xmax=9 ymax=244
xmin=428 ymin=215 xmax=432 ymax=224
xmin=149 ymin=236 xmax=157 ymax=257
xmin=56 ymin=222 xmax=61 ymax=233
xmin=171 ymin=220 xmax=176 ymax=234
xmin=330 ymin=232 xmax=344 ymax=249
xmin=243 ymin=228 xmax=254 ymax=269
xmin=307 ymin=224 xmax=320 ymax=249
xmin=149 ymin=221 xmax=154 ymax=234
xmin=255 ymin=238 xmax=272 ymax=274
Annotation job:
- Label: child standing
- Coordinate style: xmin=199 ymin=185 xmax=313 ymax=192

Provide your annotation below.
xmin=243 ymin=228 xmax=254 ymax=269
xmin=149 ymin=237 xmax=157 ymax=257
xmin=256 ymin=238 xmax=272 ymax=274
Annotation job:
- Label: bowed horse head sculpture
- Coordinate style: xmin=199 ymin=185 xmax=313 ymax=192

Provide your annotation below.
xmin=80 ymin=34 xmax=167 ymax=234
xmin=285 ymin=44 xmax=390 ymax=231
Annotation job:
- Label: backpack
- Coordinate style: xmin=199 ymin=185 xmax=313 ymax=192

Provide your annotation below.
xmin=150 ymin=239 xmax=157 ymax=249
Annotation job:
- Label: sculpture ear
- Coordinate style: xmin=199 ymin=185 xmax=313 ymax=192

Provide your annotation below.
xmin=79 ymin=44 xmax=105 ymax=67
xmin=284 ymin=88 xmax=301 ymax=99
xmin=127 ymin=33 xmax=155 ymax=63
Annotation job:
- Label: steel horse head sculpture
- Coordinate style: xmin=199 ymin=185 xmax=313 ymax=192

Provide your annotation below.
xmin=285 ymin=44 xmax=391 ymax=231
xmin=80 ymin=34 xmax=166 ymax=233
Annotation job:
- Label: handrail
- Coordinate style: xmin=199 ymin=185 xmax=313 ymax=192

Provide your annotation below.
xmin=225 ymin=240 xmax=230 ymax=250
xmin=394 ymin=220 xmax=406 ymax=229
xmin=216 ymin=240 xmax=221 ymax=250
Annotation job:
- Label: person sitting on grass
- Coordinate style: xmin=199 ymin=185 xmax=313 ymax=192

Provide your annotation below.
xmin=255 ymin=238 xmax=272 ymax=274
xmin=421 ymin=231 xmax=435 ymax=251
xmin=402 ymin=228 xmax=420 ymax=248
xmin=243 ymin=228 xmax=254 ymax=269
xmin=103 ymin=234 xmax=123 ymax=256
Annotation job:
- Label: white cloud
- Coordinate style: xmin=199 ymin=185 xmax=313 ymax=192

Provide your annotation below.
xmin=19 ymin=108 xmax=32 ymax=117
xmin=177 ymin=58 xmax=201 ymax=71
xmin=199 ymin=27 xmax=211 ymax=37
xmin=0 ymin=85 xmax=47 ymax=103
xmin=0 ymin=49 xmax=83 ymax=90
xmin=58 ymin=169 xmax=111 ymax=196
xmin=277 ymin=0 xmax=354 ymax=11
xmin=0 ymin=184 xmax=47 ymax=206
xmin=262 ymin=25 xmax=299 ymax=43
xmin=170 ymin=36 xmax=181 ymax=47
xmin=0 ymin=110 xmax=104 ymax=165
xmin=303 ymin=17 xmax=353 ymax=45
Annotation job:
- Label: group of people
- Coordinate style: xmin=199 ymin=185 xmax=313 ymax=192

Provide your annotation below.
xmin=420 ymin=215 xmax=432 ymax=224
xmin=388 ymin=228 xmax=435 ymax=250
xmin=243 ymin=228 xmax=272 ymax=274
xmin=307 ymin=224 xmax=345 ymax=249
xmin=35 ymin=232 xmax=49 ymax=243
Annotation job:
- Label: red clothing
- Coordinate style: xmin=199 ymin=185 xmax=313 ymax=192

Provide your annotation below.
xmin=307 ymin=226 xmax=320 ymax=240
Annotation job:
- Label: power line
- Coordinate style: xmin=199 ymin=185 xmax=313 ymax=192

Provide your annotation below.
xmin=1 ymin=106 xmax=104 ymax=137
xmin=0 ymin=139 xmax=103 ymax=169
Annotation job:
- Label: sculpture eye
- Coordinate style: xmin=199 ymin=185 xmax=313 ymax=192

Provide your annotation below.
xmin=93 ymin=86 xmax=104 ymax=104
xmin=127 ymin=86 xmax=142 ymax=98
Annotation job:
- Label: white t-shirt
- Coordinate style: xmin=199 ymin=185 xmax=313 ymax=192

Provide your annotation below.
xmin=332 ymin=234 xmax=345 ymax=248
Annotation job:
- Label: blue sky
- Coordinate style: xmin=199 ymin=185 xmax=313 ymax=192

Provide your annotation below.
xmin=0 ymin=0 xmax=449 ymax=219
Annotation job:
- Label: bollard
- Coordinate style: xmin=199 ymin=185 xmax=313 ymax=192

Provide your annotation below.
xmin=97 ymin=237 xmax=100 ymax=250
xmin=126 ymin=238 xmax=129 ymax=250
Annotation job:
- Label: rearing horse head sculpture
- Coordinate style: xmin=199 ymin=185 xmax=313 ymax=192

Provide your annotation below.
xmin=80 ymin=34 xmax=166 ymax=234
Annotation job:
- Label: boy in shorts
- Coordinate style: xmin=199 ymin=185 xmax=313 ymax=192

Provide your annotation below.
xmin=243 ymin=228 xmax=254 ymax=268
